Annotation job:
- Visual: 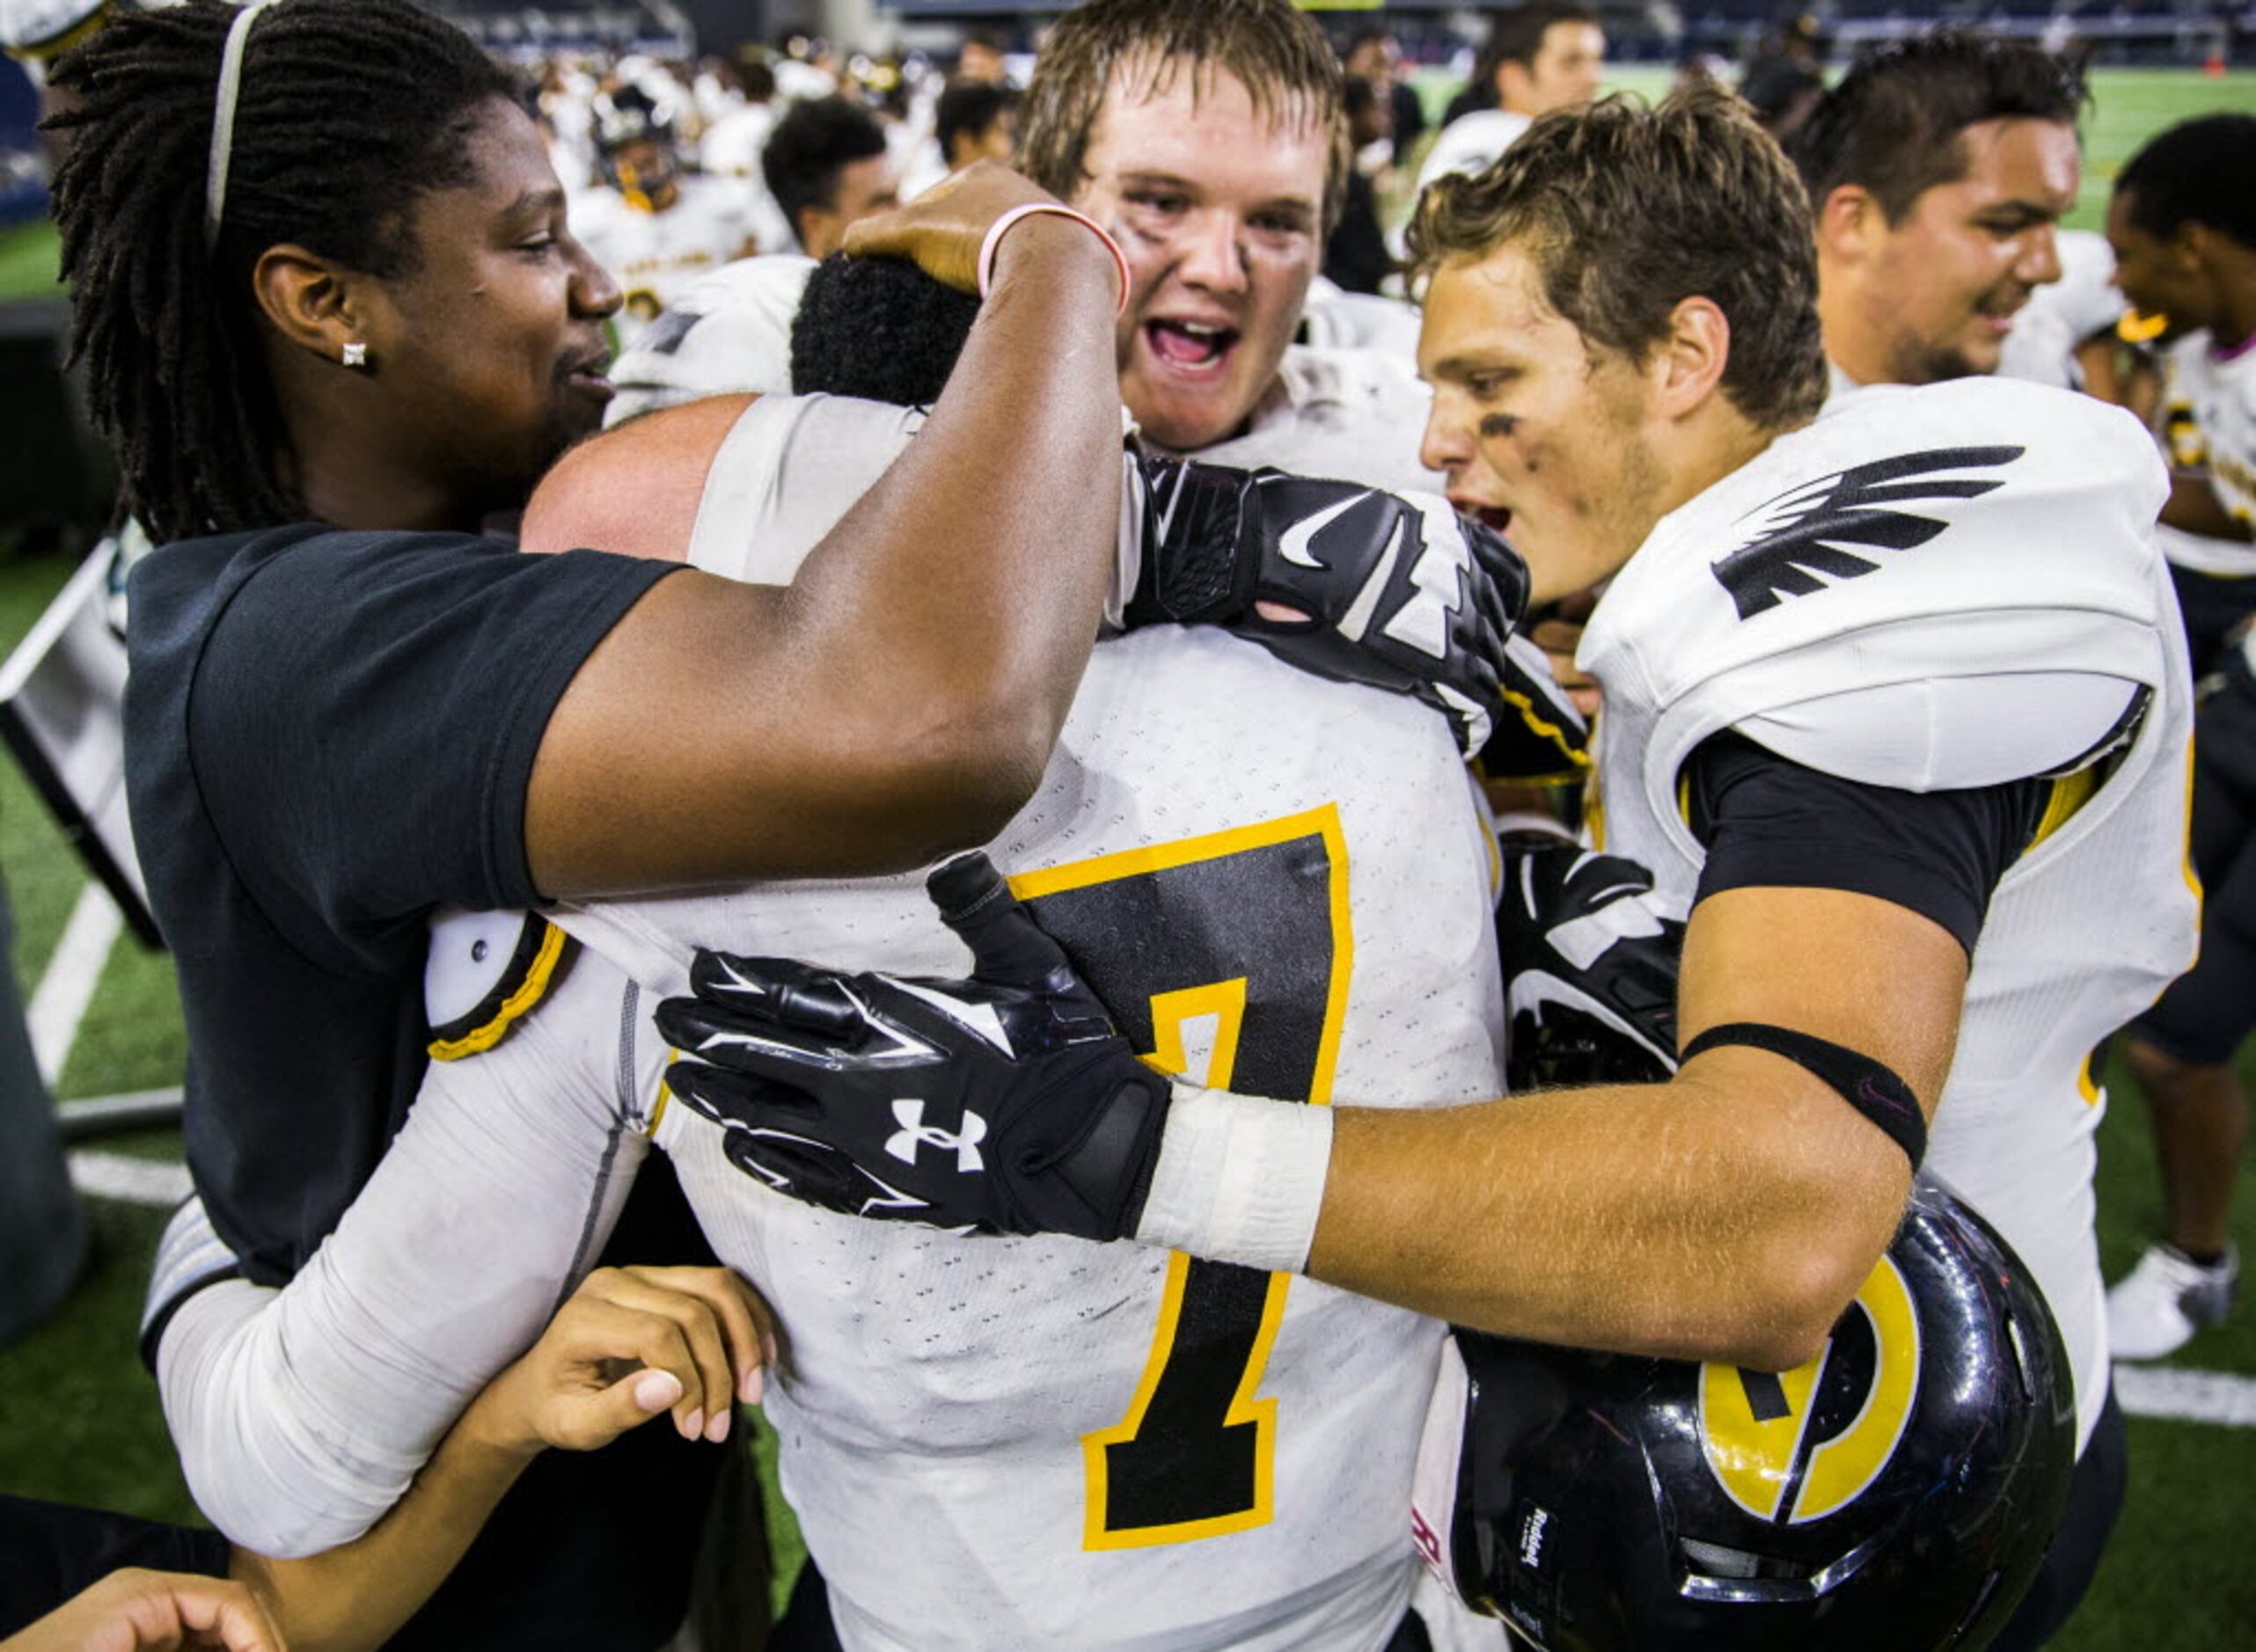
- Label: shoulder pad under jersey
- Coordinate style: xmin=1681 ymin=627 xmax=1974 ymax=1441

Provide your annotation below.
xmin=1732 ymin=673 xmax=2152 ymax=793
xmin=425 ymin=909 xmax=571 ymax=1060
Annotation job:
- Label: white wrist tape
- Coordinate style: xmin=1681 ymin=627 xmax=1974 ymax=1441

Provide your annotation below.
xmin=1133 ymin=1083 xmax=1335 ymax=1275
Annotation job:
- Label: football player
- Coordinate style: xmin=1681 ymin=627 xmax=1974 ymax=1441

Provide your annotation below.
xmin=622 ymin=0 xmax=1453 ymax=542
xmin=1414 ymin=4 xmax=1606 ymax=197
xmin=568 ymin=87 xmax=758 ymax=343
xmin=2099 ymin=113 xmax=2256 ymax=1358
xmin=667 ymin=90 xmax=2194 ymax=1652
xmin=1790 ymin=31 xmax=2084 ymax=394
xmin=761 ymin=94 xmax=900 ymax=259
xmin=150 ymin=254 xmax=1532 ymax=1650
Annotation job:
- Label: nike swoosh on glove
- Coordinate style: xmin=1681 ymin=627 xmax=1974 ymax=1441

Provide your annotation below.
xmin=656 ymin=854 xmax=1174 ymax=1241
xmin=1497 ymin=835 xmax=1683 ymax=1093
xmin=1125 ymin=457 xmax=1532 ymax=757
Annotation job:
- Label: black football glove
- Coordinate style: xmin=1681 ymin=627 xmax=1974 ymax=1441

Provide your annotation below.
xmin=1125 ymin=457 xmax=1531 ymax=757
xmin=1497 ymin=835 xmax=1683 ymax=1093
xmin=1481 ymin=630 xmax=1591 ymax=783
xmin=656 ymin=854 xmax=1174 ymax=1241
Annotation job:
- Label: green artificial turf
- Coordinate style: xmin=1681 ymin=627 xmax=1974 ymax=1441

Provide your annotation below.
xmin=0 ymin=218 xmax=59 ymax=303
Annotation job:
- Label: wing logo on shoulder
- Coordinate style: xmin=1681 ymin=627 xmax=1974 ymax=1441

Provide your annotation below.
xmin=1710 ymin=447 xmax=2024 ymax=620
xmin=1696 ymin=1254 xmax=1923 ymax=1524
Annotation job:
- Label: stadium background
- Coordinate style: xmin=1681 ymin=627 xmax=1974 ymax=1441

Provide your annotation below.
xmin=0 ymin=4 xmax=2252 ymax=1644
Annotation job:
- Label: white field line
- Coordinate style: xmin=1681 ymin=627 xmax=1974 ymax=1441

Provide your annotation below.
xmin=2113 ymin=1362 xmax=2256 ymax=1429
xmin=27 ymin=883 xmax=121 ymax=1084
xmin=67 ymin=1148 xmax=193 ymax=1208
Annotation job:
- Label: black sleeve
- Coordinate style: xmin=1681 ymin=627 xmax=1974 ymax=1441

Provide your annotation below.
xmin=0 ymin=1497 xmax=231 ymax=1636
xmin=188 ymin=531 xmax=678 ymax=961
xmin=1686 ymin=730 xmax=2049 ymax=954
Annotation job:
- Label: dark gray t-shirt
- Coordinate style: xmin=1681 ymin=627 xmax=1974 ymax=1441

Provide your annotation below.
xmin=127 ymin=524 xmax=676 ymax=1283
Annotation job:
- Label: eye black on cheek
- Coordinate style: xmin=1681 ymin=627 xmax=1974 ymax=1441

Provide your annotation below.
xmin=1478 ymin=413 xmax=1518 ymax=440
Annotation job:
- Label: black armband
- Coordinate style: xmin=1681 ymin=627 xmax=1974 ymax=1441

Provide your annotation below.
xmin=1680 ymin=1020 xmax=1927 ymax=1170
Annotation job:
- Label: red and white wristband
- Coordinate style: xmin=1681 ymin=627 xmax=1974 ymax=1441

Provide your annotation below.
xmin=976 ymin=202 xmax=1132 ymax=316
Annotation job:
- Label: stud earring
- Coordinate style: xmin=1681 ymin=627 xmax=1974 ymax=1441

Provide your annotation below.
xmin=341 ymin=341 xmax=368 ymax=368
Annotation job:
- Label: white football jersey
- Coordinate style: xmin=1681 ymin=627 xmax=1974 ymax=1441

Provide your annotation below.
xmin=1163 ymin=344 xmax=1443 ymax=496
xmin=2179 ymin=334 xmax=2256 ymax=525
xmin=604 ymin=253 xmax=816 ymax=425
xmin=2150 ymin=332 xmax=2256 ymax=578
xmin=2164 ymin=331 xmax=2256 ymax=546
xmin=1576 ymin=377 xmax=2195 ymax=1451
xmin=1997 ymin=230 xmax=2122 ymax=391
xmin=1300 ymin=278 xmax=1425 ymax=362
xmin=1414 ymin=110 xmax=1533 ymax=197
xmin=156 ymin=393 xmax=1506 ymax=1649
xmin=559 ymin=393 xmax=1507 ymax=1650
xmin=574 ymin=175 xmax=753 ymax=347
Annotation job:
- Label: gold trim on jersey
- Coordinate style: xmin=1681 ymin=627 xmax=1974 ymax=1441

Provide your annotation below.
xmin=428 ymin=919 xmax=568 ymax=1062
xmin=8 ymin=4 xmax=111 ymax=62
xmin=2025 ymin=765 xmax=2100 ymax=856
xmin=1491 ymin=683 xmax=1593 ymax=782
xmin=1010 ymin=808 xmax=1353 ymax=1552
xmin=2180 ymin=735 xmax=2204 ymax=903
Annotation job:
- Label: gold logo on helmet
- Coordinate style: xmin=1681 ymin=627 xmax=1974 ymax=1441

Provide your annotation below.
xmin=1696 ymin=1254 xmax=1922 ymax=1524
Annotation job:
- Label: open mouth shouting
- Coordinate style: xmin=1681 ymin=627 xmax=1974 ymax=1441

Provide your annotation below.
xmin=1451 ymin=494 xmax=1513 ymax=537
xmin=1144 ymin=317 xmax=1242 ymax=376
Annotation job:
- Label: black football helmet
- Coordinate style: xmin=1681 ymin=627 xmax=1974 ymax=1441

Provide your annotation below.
xmin=1417 ymin=1179 xmax=2076 ymax=1651
xmin=595 ymin=86 xmax=680 ymax=206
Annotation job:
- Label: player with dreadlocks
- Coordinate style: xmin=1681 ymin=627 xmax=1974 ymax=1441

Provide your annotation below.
xmin=43 ymin=4 xmax=1527 ymax=1643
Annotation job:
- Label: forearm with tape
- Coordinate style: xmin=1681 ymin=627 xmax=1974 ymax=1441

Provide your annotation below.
xmin=1132 ymin=1083 xmax=1335 ymax=1274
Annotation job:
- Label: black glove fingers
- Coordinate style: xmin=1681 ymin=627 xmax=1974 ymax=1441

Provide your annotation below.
xmin=927 ymin=853 xmax=1078 ymax=991
xmin=656 ymin=994 xmax=861 ymax=1077
xmin=685 ymin=950 xmax=846 ymax=1021
xmin=663 ymin=1056 xmax=824 ymax=1127
xmin=721 ymin=1126 xmax=863 ymax=1210
xmin=1462 ymin=516 xmax=1534 ymax=629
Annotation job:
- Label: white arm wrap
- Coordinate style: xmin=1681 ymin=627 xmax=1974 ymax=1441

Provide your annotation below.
xmin=1132 ymin=1084 xmax=1335 ymax=1275
xmin=156 ymin=983 xmax=644 ymax=1558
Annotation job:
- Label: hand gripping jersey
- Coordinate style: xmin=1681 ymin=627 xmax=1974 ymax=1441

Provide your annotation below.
xmin=158 ymin=393 xmax=1506 ymax=1652
xmin=563 ymin=394 xmax=1505 ymax=1650
xmin=1576 ymin=377 xmax=2195 ymax=1452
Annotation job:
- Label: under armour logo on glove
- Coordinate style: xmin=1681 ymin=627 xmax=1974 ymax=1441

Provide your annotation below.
xmin=1125 ymin=458 xmax=1534 ymax=757
xmin=886 ymin=1100 xmax=986 ymax=1172
xmin=657 ymin=854 xmax=1177 ymax=1241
